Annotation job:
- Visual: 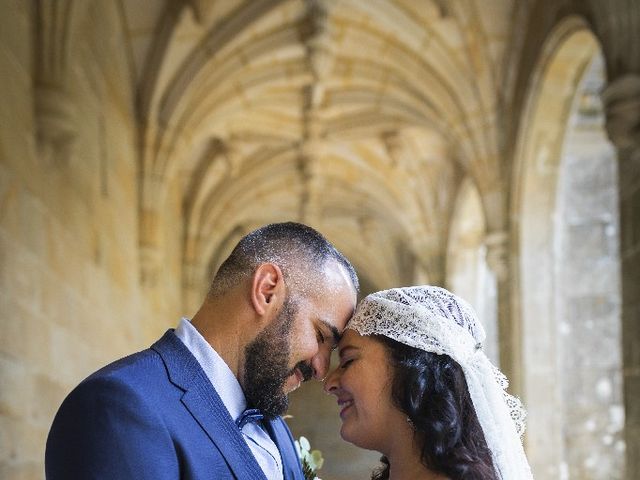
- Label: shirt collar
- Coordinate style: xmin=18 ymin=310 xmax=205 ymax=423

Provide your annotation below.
xmin=174 ymin=317 xmax=247 ymax=420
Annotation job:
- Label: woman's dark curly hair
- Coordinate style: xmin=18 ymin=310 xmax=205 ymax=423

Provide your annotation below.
xmin=371 ymin=336 xmax=497 ymax=480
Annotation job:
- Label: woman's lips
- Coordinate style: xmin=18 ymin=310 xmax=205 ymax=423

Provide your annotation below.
xmin=338 ymin=399 xmax=354 ymax=418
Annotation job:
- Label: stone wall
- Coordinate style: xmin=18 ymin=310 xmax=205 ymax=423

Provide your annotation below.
xmin=0 ymin=3 xmax=175 ymax=478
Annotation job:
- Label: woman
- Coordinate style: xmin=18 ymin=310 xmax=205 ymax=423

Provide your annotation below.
xmin=324 ymin=286 xmax=533 ymax=480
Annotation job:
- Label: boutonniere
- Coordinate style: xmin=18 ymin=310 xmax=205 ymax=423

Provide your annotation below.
xmin=295 ymin=436 xmax=324 ymax=480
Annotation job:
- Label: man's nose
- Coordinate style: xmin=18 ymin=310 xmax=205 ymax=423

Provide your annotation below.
xmin=310 ymin=352 xmax=330 ymax=380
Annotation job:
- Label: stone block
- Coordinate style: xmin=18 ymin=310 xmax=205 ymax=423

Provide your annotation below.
xmin=0 ymin=300 xmax=50 ymax=368
xmin=17 ymin=189 xmax=47 ymax=259
xmin=0 ymin=417 xmax=46 ymax=476
xmin=30 ymin=373 xmax=68 ymax=429
xmin=0 ymin=0 xmax=30 ymax=74
xmin=619 ymin=197 xmax=634 ymax=253
xmin=5 ymin=250 xmax=45 ymax=317
xmin=623 ymin=370 xmax=640 ymax=423
xmin=48 ymin=326 xmax=94 ymax=387
xmin=564 ymin=222 xmax=610 ymax=263
xmin=0 ymin=416 xmax=11 ymax=463
xmin=621 ymin=306 xmax=640 ymax=363
xmin=0 ymin=177 xmax=21 ymax=240
xmin=625 ymin=425 xmax=640 ymax=480
xmin=564 ymin=430 xmax=624 ymax=479
xmin=0 ymin=356 xmax=31 ymax=419
xmin=44 ymin=217 xmax=89 ymax=298
xmin=632 ymin=188 xmax=640 ymax=248
xmin=621 ymin=252 xmax=640 ymax=302
xmin=0 ymin=461 xmax=43 ymax=480
xmin=618 ymin=151 xmax=640 ymax=197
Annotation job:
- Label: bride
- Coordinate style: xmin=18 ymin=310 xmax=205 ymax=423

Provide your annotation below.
xmin=324 ymin=285 xmax=533 ymax=480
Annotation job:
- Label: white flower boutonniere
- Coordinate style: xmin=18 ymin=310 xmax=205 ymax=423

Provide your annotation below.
xmin=294 ymin=436 xmax=324 ymax=480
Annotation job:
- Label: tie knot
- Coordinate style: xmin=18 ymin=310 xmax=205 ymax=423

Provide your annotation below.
xmin=236 ymin=408 xmax=264 ymax=429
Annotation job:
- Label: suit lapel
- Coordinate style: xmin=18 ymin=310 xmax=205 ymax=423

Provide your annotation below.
xmin=264 ymin=418 xmax=305 ymax=480
xmin=152 ymin=330 xmax=268 ymax=480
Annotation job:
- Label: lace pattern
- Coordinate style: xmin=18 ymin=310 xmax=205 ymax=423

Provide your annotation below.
xmin=347 ymin=286 xmax=533 ymax=479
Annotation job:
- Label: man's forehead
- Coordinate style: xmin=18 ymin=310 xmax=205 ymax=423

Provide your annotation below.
xmin=322 ymin=261 xmax=355 ymax=289
xmin=296 ymin=263 xmax=356 ymax=303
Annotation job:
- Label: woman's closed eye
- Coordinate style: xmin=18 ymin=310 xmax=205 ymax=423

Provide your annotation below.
xmin=340 ymin=358 xmax=355 ymax=369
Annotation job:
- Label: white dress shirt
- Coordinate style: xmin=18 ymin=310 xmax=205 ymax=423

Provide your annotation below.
xmin=175 ymin=318 xmax=284 ymax=480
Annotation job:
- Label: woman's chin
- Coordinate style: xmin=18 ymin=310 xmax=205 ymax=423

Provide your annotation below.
xmin=340 ymin=423 xmax=371 ymax=450
xmin=339 ymin=422 xmax=354 ymax=443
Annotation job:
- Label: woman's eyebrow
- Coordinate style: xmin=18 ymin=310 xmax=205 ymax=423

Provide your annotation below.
xmin=338 ymin=345 xmax=358 ymax=357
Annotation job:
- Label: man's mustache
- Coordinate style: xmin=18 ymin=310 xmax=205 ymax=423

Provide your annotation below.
xmin=293 ymin=361 xmax=313 ymax=382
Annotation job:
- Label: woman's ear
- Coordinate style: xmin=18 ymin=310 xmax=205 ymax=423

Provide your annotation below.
xmin=250 ymin=263 xmax=285 ymax=316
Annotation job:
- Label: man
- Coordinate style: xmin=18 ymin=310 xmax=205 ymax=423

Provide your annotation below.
xmin=46 ymin=222 xmax=358 ymax=479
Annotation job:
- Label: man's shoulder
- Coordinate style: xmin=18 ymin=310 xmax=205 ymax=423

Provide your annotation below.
xmin=89 ymin=347 xmax=162 ymax=382
xmin=66 ymin=348 xmax=163 ymax=404
xmin=70 ymin=331 xmax=183 ymax=401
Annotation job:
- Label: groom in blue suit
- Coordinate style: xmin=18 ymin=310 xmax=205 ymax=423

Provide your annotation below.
xmin=46 ymin=223 xmax=358 ymax=479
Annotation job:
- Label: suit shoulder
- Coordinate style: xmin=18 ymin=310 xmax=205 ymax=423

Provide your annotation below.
xmin=68 ymin=348 xmax=168 ymax=402
xmin=90 ymin=347 xmax=162 ymax=379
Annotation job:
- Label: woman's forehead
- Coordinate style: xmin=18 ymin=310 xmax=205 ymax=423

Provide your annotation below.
xmin=338 ymin=329 xmax=359 ymax=345
xmin=337 ymin=329 xmax=373 ymax=353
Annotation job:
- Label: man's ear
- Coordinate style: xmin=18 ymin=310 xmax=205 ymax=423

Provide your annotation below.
xmin=250 ymin=263 xmax=285 ymax=316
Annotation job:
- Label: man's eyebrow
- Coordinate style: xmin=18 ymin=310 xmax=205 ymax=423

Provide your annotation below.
xmin=319 ymin=318 xmax=341 ymax=345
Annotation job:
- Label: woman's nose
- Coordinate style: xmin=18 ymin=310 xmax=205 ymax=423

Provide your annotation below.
xmin=323 ymin=368 xmax=339 ymax=394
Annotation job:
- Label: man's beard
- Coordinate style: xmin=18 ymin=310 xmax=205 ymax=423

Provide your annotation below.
xmin=243 ymin=296 xmax=314 ymax=418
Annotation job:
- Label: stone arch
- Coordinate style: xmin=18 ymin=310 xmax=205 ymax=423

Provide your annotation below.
xmin=512 ymin=18 xmax=623 ymax=479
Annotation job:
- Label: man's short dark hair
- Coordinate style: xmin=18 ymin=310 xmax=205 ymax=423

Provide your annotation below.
xmin=209 ymin=222 xmax=359 ymax=297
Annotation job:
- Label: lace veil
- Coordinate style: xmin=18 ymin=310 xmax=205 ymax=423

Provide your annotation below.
xmin=347 ymin=285 xmax=533 ymax=480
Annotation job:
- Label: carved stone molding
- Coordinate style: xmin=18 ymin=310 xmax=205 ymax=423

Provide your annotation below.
xmin=381 ymin=130 xmax=403 ymax=167
xmin=34 ymin=0 xmax=86 ymax=162
xmin=484 ymin=230 xmax=509 ymax=281
xmin=602 ymin=74 xmax=640 ymax=152
xmin=139 ymin=173 xmax=164 ymax=287
xmin=139 ymin=242 xmax=160 ymax=287
xmin=187 ymin=0 xmax=215 ymax=25
xmin=34 ymin=84 xmax=77 ymax=163
xmin=301 ymin=0 xmax=333 ymax=85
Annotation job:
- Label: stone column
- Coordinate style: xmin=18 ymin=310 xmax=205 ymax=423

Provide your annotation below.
xmin=602 ymin=73 xmax=640 ymax=480
xmin=485 ymin=230 xmax=522 ymax=396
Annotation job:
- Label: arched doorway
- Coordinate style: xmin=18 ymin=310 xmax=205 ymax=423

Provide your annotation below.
xmin=513 ymin=22 xmax=623 ymax=479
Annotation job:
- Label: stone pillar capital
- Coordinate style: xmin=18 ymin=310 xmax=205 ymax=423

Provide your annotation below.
xmin=602 ymin=74 xmax=640 ymax=151
xmin=484 ymin=230 xmax=509 ymax=281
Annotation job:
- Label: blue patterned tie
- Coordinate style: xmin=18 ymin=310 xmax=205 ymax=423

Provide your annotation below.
xmin=236 ymin=408 xmax=264 ymax=429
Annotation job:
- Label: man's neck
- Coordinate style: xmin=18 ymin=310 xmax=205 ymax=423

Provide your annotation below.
xmin=190 ymin=297 xmax=247 ymax=378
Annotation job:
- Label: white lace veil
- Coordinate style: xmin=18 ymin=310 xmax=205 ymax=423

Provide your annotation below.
xmin=346 ymin=285 xmax=533 ymax=480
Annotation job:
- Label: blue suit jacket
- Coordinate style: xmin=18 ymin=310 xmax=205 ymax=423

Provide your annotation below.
xmin=46 ymin=330 xmax=305 ymax=480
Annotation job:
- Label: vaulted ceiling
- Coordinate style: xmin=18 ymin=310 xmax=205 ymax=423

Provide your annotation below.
xmin=122 ymin=0 xmax=515 ymax=294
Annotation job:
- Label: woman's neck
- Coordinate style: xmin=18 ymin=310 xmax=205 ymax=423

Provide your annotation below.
xmin=386 ymin=437 xmax=448 ymax=480
xmin=387 ymin=456 xmax=447 ymax=480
